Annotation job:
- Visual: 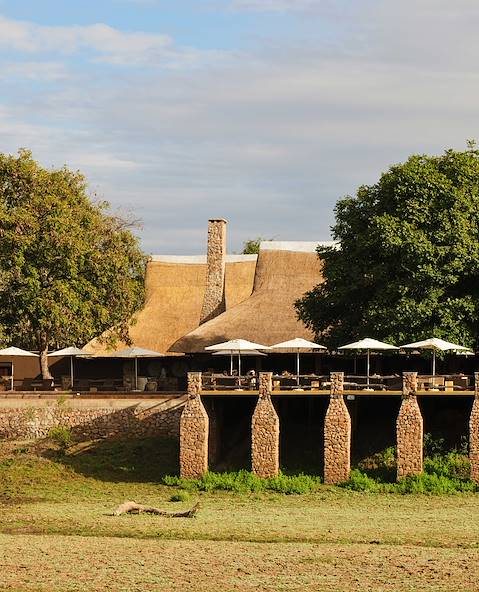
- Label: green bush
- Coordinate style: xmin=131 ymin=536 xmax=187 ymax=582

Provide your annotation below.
xmin=267 ymin=473 xmax=321 ymax=494
xmin=342 ymin=435 xmax=477 ymax=494
xmin=341 ymin=469 xmax=382 ymax=492
xmin=424 ymin=452 xmax=470 ymax=480
xmin=48 ymin=426 xmax=72 ymax=450
xmin=163 ymin=470 xmax=322 ymax=495
xmin=169 ymin=491 xmax=190 ymax=502
xmin=423 ymin=433 xmax=446 ymax=457
xmin=395 ymin=473 xmax=477 ymax=494
xmin=357 ymin=446 xmax=396 ymax=481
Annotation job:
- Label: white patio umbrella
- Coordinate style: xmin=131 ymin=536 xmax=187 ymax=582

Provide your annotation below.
xmin=205 ymin=339 xmax=270 ymax=378
xmin=0 ymin=347 xmax=39 ymax=391
xmin=270 ymin=338 xmax=326 ymax=387
xmin=48 ymin=347 xmax=93 ymax=388
xmin=399 ymin=338 xmax=472 ymax=376
xmin=338 ymin=338 xmax=398 ymax=387
xmin=212 ymin=349 xmax=267 ymax=375
xmin=108 ymin=347 xmax=164 ymax=390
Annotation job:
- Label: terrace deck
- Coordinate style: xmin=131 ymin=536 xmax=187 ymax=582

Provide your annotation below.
xmin=0 ymin=388 xmax=475 ymax=399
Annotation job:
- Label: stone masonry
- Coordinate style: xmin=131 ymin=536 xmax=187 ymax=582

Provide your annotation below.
xmin=469 ymin=372 xmax=479 ymax=482
xmin=0 ymin=396 xmax=184 ymax=441
xmin=251 ymin=372 xmax=280 ymax=477
xmin=396 ymin=371 xmax=423 ymax=479
xmin=323 ymin=372 xmax=351 ymax=484
xmin=179 ymin=372 xmax=209 ymax=478
xmin=200 ymin=218 xmax=227 ymax=324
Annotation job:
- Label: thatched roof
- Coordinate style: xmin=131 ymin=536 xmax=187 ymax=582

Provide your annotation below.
xmin=87 ymin=254 xmax=257 ymax=355
xmin=169 ymin=244 xmax=324 ymax=353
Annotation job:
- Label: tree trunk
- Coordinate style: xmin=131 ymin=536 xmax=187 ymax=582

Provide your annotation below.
xmin=40 ymin=344 xmax=53 ymax=379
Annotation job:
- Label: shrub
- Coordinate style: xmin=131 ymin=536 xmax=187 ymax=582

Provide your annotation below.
xmin=169 ymin=491 xmax=190 ymax=502
xmin=357 ymin=446 xmax=396 ymax=481
xmin=48 ymin=426 xmax=72 ymax=450
xmin=163 ymin=471 xmax=322 ymax=495
xmin=396 ymin=473 xmax=477 ymax=494
xmin=424 ymin=452 xmax=470 ymax=480
xmin=267 ymin=473 xmax=321 ymax=494
xmin=343 ymin=437 xmax=476 ymax=495
xmin=341 ymin=469 xmax=382 ymax=492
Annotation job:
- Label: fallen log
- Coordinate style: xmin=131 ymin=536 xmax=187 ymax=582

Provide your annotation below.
xmin=113 ymin=500 xmax=200 ymax=518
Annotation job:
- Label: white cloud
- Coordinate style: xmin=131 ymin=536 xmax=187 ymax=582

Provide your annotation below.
xmin=0 ymin=15 xmax=217 ymax=67
xmin=1 ymin=2 xmax=479 ymax=253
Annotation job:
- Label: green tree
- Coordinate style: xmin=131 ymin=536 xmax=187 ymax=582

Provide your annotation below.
xmin=242 ymin=237 xmax=263 ymax=254
xmin=242 ymin=236 xmax=277 ymax=254
xmin=296 ymin=145 xmax=479 ymax=349
xmin=0 ymin=150 xmax=148 ymax=378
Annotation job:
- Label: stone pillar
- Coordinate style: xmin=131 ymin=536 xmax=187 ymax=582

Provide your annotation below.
xmin=200 ymin=219 xmax=227 ymax=324
xmin=396 ymin=371 xmax=423 ymax=480
xmin=469 ymin=372 xmax=479 ymax=482
xmin=179 ymin=372 xmax=209 ymax=479
xmin=324 ymin=372 xmax=351 ymax=484
xmin=251 ymin=372 xmax=280 ymax=477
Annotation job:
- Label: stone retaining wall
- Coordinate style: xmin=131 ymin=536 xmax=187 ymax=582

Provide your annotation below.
xmin=0 ymin=396 xmax=185 ymax=441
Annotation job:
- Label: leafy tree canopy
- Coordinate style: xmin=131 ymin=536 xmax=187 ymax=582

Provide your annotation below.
xmin=296 ymin=145 xmax=479 ymax=350
xmin=0 ymin=150 xmax=148 ymax=376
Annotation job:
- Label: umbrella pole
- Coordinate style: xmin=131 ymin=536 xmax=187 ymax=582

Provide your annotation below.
xmin=432 ymin=350 xmax=436 ymax=376
xmin=367 ymin=350 xmax=370 ymax=386
xmin=11 ymin=361 xmax=13 ymax=392
xmin=296 ymin=351 xmax=300 ymax=386
xmin=230 ymin=353 xmax=233 ymax=376
xmin=238 ymin=351 xmax=241 ymax=383
xmin=70 ymin=356 xmax=74 ymax=390
xmin=135 ymin=357 xmax=138 ymax=390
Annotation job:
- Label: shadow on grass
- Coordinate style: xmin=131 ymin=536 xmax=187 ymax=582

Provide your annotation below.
xmin=42 ymin=436 xmax=180 ymax=483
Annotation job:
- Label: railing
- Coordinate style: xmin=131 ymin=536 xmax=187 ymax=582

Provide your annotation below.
xmin=2 ymin=377 xmax=179 ymax=393
xmin=1 ymin=372 xmax=475 ymax=394
xmin=201 ymin=372 xmax=475 ymax=393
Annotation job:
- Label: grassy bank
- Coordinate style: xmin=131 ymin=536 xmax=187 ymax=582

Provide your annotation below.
xmin=1 ymin=437 xmax=479 ymax=591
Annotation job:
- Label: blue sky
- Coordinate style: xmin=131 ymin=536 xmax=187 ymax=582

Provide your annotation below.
xmin=1 ymin=0 xmax=478 ymax=253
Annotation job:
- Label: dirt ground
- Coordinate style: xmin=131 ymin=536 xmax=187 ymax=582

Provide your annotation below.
xmin=1 ymin=535 xmax=479 ymax=592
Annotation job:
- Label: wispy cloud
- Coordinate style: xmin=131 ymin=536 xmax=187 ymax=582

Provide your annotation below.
xmin=230 ymin=0 xmax=327 ymax=12
xmin=0 ymin=61 xmax=69 ymax=81
xmin=0 ymin=14 xmax=218 ymax=67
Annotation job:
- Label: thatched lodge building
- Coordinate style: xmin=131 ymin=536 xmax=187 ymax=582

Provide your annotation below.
xmin=85 ymin=219 xmax=335 ymax=387
xmin=2 ymin=219 xmax=478 ymax=483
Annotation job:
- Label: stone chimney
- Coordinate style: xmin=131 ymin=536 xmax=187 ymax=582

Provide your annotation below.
xmin=200 ymin=219 xmax=227 ymax=324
